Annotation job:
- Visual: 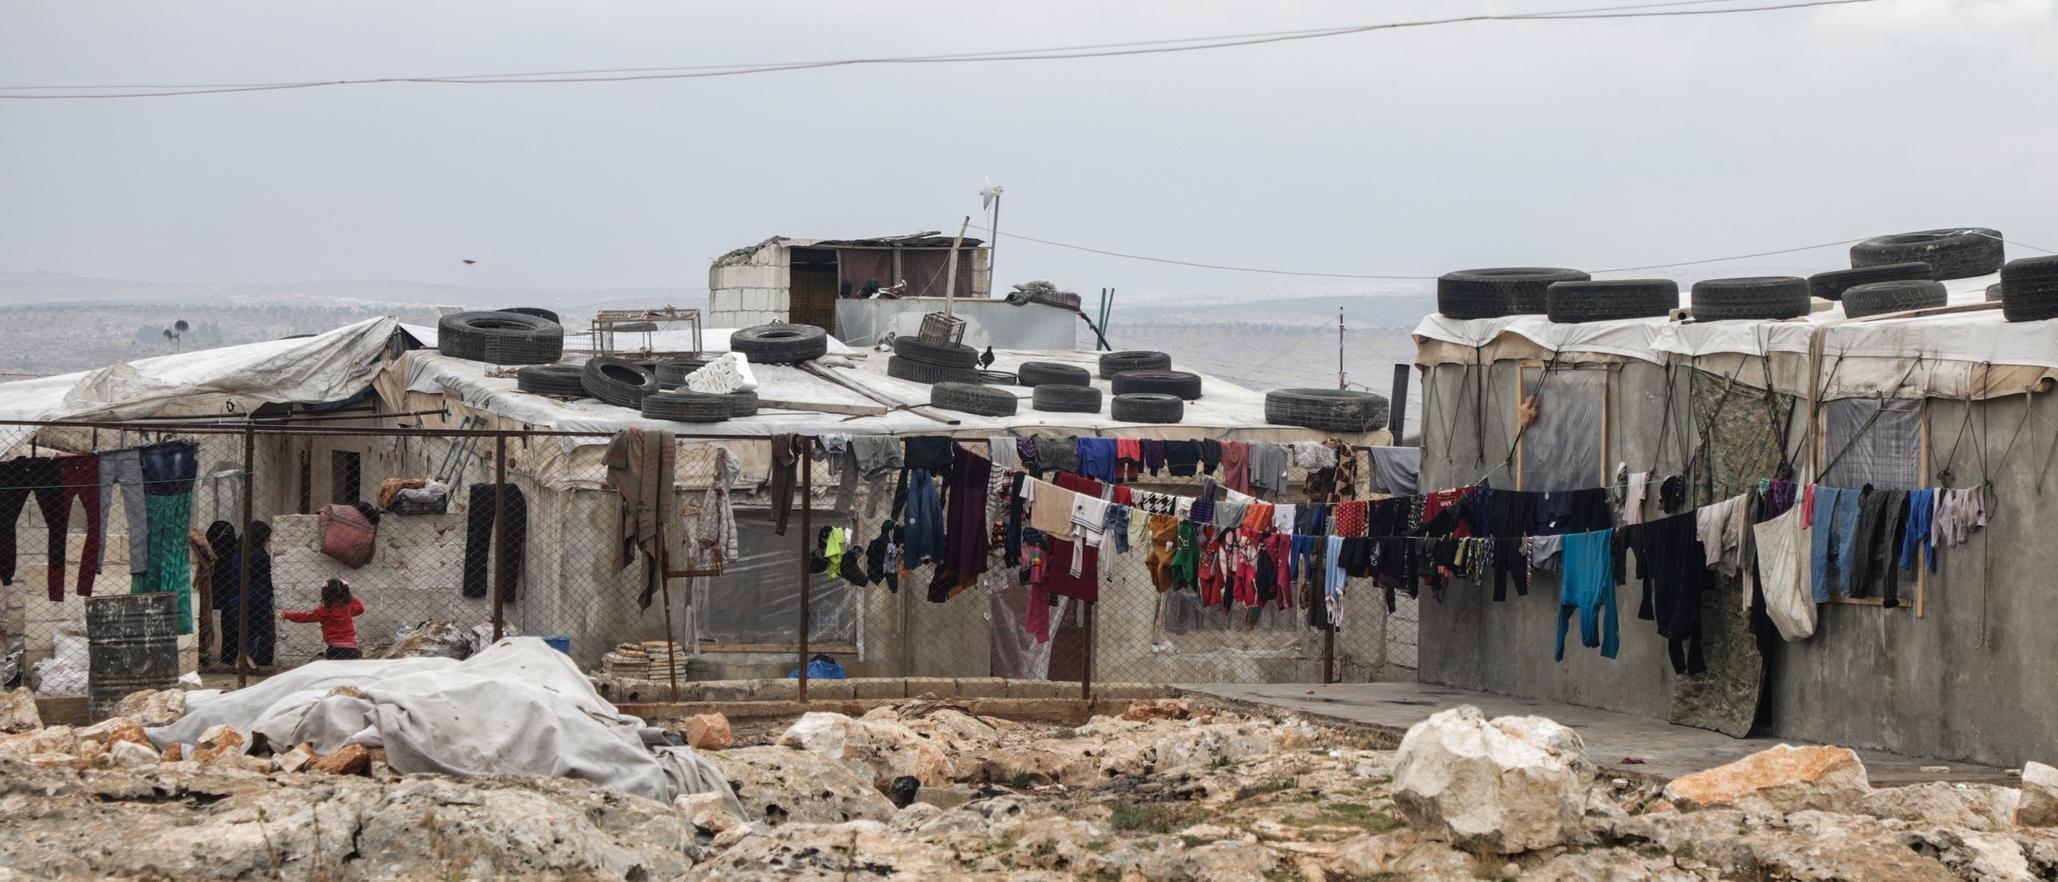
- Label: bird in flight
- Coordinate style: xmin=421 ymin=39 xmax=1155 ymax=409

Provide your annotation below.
xmin=462 ymin=259 xmax=477 ymax=265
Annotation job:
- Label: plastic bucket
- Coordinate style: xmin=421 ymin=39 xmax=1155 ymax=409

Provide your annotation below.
xmin=542 ymin=636 xmax=572 ymax=655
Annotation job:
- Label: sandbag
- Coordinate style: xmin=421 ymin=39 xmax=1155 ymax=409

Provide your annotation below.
xmin=319 ymin=503 xmax=377 ymax=568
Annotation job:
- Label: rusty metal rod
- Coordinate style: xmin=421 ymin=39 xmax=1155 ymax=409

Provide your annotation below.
xmin=491 ymin=435 xmax=507 ymax=641
xmin=796 ymin=437 xmax=814 ymax=703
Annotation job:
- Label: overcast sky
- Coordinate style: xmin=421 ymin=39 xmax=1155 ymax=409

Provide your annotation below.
xmin=3 ymin=0 xmax=2053 ymax=299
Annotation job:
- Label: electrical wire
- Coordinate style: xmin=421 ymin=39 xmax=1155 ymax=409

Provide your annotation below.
xmin=0 ymin=0 xmax=1878 ymax=100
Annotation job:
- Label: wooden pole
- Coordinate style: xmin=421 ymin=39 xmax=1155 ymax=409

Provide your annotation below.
xmin=796 ymin=437 xmax=814 ymax=702
xmin=1338 ymin=308 xmax=1346 ymax=390
xmin=492 ymin=435 xmax=507 ymax=641
xmin=1081 ymin=600 xmax=1096 ymax=702
xmin=988 ymin=194 xmax=1001 ymax=293
xmin=235 ymin=424 xmax=254 ymax=688
xmin=943 ymin=216 xmax=970 ymax=317
xmin=655 ymin=439 xmax=680 ymax=702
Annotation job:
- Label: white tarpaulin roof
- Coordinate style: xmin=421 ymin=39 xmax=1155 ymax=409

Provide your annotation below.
xmin=0 ymin=316 xmax=401 ymax=452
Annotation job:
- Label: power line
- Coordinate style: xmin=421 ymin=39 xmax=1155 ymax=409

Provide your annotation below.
xmin=974 ymin=225 xmax=2051 ymax=281
xmin=0 ymin=0 xmax=1878 ymax=100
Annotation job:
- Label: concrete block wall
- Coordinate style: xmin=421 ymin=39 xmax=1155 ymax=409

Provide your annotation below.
xmin=709 ymin=242 xmax=792 ymax=328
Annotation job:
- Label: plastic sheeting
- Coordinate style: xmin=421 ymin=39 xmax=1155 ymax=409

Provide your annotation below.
xmin=1820 ymin=398 xmax=1923 ymax=490
xmin=0 ymin=317 xmax=400 ymax=454
xmin=692 ymin=511 xmax=859 ymax=649
xmin=986 ymin=568 xmax=1063 ymax=680
xmin=1519 ymin=367 xmax=1606 ymax=492
xmin=150 ymin=638 xmax=741 ymax=809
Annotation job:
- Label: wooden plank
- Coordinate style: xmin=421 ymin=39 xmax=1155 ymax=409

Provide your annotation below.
xmin=799 ymin=362 xmax=960 ymax=425
xmin=756 ymin=397 xmax=886 ymax=417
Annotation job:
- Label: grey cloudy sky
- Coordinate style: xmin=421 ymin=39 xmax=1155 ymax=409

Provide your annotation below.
xmin=2 ymin=0 xmax=2053 ymax=299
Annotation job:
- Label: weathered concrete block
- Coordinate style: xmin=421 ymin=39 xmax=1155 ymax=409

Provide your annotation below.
xmin=850 ymin=678 xmax=906 ymax=700
xmin=698 ymin=680 xmax=755 ymax=702
xmin=1004 ymin=679 xmax=1076 ymax=700
xmin=750 ymin=678 xmax=799 ymax=701
xmin=801 ymin=678 xmax=854 ymax=700
xmin=1096 ymin=682 xmax=1167 ymax=700
xmin=904 ymin=677 xmax=955 ymax=699
xmin=954 ymin=678 xmax=1007 ymax=699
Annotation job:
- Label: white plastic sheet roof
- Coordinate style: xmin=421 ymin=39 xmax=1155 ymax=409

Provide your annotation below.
xmin=0 ymin=317 xmax=401 ymax=453
xmin=1412 ymin=272 xmax=2058 ymax=370
xmin=391 ymin=343 xmax=1352 ymax=444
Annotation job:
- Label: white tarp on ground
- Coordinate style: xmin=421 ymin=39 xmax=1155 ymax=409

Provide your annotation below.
xmin=0 ymin=316 xmax=400 ymax=453
xmin=148 ymin=638 xmax=740 ymax=809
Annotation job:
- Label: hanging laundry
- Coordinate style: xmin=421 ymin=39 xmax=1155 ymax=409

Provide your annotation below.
xmin=1554 ymin=528 xmax=1619 ymax=661
xmin=1200 ymin=440 xmax=1223 ymax=476
xmin=1248 ymin=442 xmax=1290 ymax=499
xmin=0 ymin=457 xmax=62 ymax=595
xmin=1116 ymin=439 xmax=1143 ymax=483
xmin=904 ymin=436 xmax=954 ymax=472
xmin=1293 ymin=442 xmax=1337 ymax=472
xmin=1625 ymin=512 xmax=1708 ymax=674
xmin=1758 ymin=479 xmax=1798 ymax=520
xmin=1899 ymin=488 xmax=1935 ymax=573
xmin=1533 ymin=488 xmax=1610 ymax=535
xmin=1526 ymin=534 xmax=1564 ymax=572
xmin=1366 ymin=447 xmax=1420 ymax=496
xmin=988 ymin=437 xmax=1020 ymax=470
xmin=1034 ymin=436 xmax=1077 ymax=475
xmin=1750 ymin=505 xmax=1817 ymax=641
xmin=1847 ymin=487 xmax=1908 ymax=607
xmin=1932 ymin=486 xmax=1987 ymax=547
xmin=1164 ymin=440 xmax=1201 ymax=477
xmin=1271 ymin=503 xmax=1297 ymax=534
xmin=1219 ymin=441 xmax=1252 ymax=494
xmin=98 ymin=448 xmax=148 ymax=577
xmin=1015 ymin=437 xmax=1040 ymax=475
xmin=1695 ymin=495 xmax=1748 ymax=576
xmin=851 ymin=435 xmax=903 ymax=517
xmin=1659 ymin=475 xmax=1687 ymax=514
xmin=1190 ymin=477 xmax=1218 ymax=524
xmin=901 ymin=468 xmax=946 ymax=565
xmin=1140 ymin=439 xmax=1166 ymax=476
xmin=1807 ymin=485 xmax=1862 ymax=602
xmin=462 ymin=482 xmax=527 ymax=603
xmin=1076 ymin=437 xmax=1118 ymax=483
xmin=1323 ymin=535 xmax=1347 ymax=630
xmin=1144 ymin=515 xmax=1180 ymax=591
xmin=1332 ymin=499 xmax=1368 ymax=536
xmin=1623 ymin=472 xmax=1650 ymax=525
xmin=138 ymin=442 xmax=200 ymax=634
xmin=930 ymin=450 xmax=992 ymax=601
xmin=1044 ymin=472 xmax=1106 ymax=602
xmin=47 ymin=454 xmax=103 ymax=599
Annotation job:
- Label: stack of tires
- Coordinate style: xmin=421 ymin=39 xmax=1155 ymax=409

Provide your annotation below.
xmin=515 ymin=364 xmax=585 ymax=397
xmin=439 ymin=311 xmax=565 ymax=365
xmin=1263 ymin=389 xmax=1389 ymax=432
xmin=886 ymin=336 xmax=981 ymax=385
xmin=580 ymin=357 xmax=659 ymax=409
xmin=1096 ymin=350 xmax=1196 ymax=423
xmin=1849 ymin=228 xmax=2004 ymax=280
xmin=1438 ymin=268 xmax=1590 ymax=319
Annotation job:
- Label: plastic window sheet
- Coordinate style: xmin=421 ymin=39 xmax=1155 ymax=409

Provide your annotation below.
xmin=691 ymin=509 xmax=859 ymax=647
xmin=1821 ymin=398 xmax=1922 ymax=491
xmin=986 ymin=568 xmax=1064 ymax=680
xmin=1518 ymin=367 xmax=1605 ymax=492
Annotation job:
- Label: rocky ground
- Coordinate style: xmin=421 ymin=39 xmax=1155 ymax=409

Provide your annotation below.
xmin=2 ymin=687 xmax=2057 ymax=881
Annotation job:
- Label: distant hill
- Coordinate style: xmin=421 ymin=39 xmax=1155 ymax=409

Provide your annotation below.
xmin=0 ymin=270 xmax=703 ymax=314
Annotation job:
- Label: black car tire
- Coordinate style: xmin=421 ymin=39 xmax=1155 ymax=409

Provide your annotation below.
xmin=931 ymin=382 xmax=1018 ymax=417
xmin=892 ymin=336 xmax=979 ymax=368
xmin=439 ymin=311 xmax=565 ymax=365
xmin=499 ymin=307 xmax=561 ymax=324
xmin=1842 ymin=280 xmax=1948 ymax=318
xmin=1807 ymin=262 xmax=1935 ymax=301
xmin=1098 ymin=350 xmax=1171 ymax=378
xmin=1111 ymin=393 xmax=1184 ymax=423
xmin=1851 ymin=228 xmax=2004 ymax=280
xmin=654 ymin=359 xmax=710 ymax=389
xmin=1690 ymin=277 xmax=1812 ymax=322
xmin=1439 ymin=267 xmax=1590 ymax=317
xmin=1016 ymin=361 xmax=1091 ymax=387
xmin=1031 ymin=384 xmax=1103 ymax=413
xmin=640 ymin=391 xmax=730 ymax=423
xmin=581 ymin=356 xmax=660 ymax=409
xmin=1264 ymin=388 xmax=1390 ymax=432
xmin=730 ymin=324 xmax=828 ymax=364
xmin=1111 ymin=370 xmax=1202 ymax=400
xmin=515 ymin=364 xmax=585 ymax=397
xmin=723 ymin=390 xmax=760 ymax=417
xmin=1544 ymin=279 xmax=1679 ymax=323
xmin=887 ymin=356 xmax=979 ymax=385
xmin=2001 ymin=255 xmax=2058 ymax=322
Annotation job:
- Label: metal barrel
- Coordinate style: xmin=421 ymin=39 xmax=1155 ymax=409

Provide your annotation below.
xmin=86 ymin=592 xmax=180 ymax=722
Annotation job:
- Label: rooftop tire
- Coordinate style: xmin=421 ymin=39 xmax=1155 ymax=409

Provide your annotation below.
xmin=1111 ymin=370 xmax=1203 ymax=400
xmin=1807 ymin=262 xmax=1935 ymax=301
xmin=724 ymin=390 xmax=760 ymax=417
xmin=1265 ymin=388 xmax=1389 ymax=433
xmin=1544 ymin=279 xmax=1679 ymax=323
xmin=1016 ymin=361 xmax=1091 ymax=388
xmin=887 ymin=356 xmax=978 ymax=385
xmin=2000 ymin=255 xmax=2058 ymax=322
xmin=439 ymin=311 xmax=565 ymax=365
xmin=515 ymin=364 xmax=585 ymax=397
xmin=892 ymin=336 xmax=979 ymax=368
xmin=1851 ymin=228 xmax=2004 ymax=280
xmin=654 ymin=359 xmax=709 ymax=389
xmin=931 ymin=382 xmax=1018 ymax=417
xmin=730 ymin=324 xmax=828 ymax=365
xmin=1438 ymin=267 xmax=1590 ymax=318
xmin=1031 ymin=384 xmax=1103 ymax=413
xmin=581 ymin=356 xmax=660 ymax=409
xmin=1111 ymin=392 xmax=1184 ymax=423
xmin=1098 ymin=350 xmax=1171 ymax=378
xmin=1690 ymin=276 xmax=1811 ymax=321
xmin=975 ymin=370 xmax=1017 ymax=385
xmin=1842 ymin=280 xmax=1948 ymax=319
xmin=640 ymin=391 xmax=730 ymax=423
xmin=499 ymin=307 xmax=561 ymax=324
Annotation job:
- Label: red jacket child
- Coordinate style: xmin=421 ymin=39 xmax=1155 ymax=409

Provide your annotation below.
xmin=284 ymin=579 xmax=366 ymax=659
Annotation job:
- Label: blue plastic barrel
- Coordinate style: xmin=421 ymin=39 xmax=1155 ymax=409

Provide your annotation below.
xmin=543 ymin=636 xmax=571 ymax=655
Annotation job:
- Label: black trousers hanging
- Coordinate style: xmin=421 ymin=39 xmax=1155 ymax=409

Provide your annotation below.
xmin=463 ymin=483 xmax=527 ymax=601
xmin=0 ymin=457 xmax=63 ymax=587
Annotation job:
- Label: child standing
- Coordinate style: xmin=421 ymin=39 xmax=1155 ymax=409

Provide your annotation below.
xmin=284 ymin=578 xmax=367 ymax=660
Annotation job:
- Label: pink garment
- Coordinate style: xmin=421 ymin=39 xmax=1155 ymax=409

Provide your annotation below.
xmin=1023 ymin=546 xmax=1051 ymax=643
xmin=1801 ymin=484 xmax=1817 ymax=529
xmin=1220 ymin=441 xmax=1251 ymax=494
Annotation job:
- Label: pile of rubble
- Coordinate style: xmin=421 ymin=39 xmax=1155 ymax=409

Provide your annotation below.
xmin=7 ymin=685 xmax=2058 ymax=881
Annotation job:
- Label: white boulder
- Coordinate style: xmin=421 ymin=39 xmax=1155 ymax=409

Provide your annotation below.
xmin=1389 ymin=705 xmax=1597 ymax=854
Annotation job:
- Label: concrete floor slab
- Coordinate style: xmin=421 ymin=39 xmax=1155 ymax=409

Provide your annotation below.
xmin=1180 ymin=681 xmax=2014 ymax=787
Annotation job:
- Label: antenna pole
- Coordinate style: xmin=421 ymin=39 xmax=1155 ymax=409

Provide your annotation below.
xmin=989 ymin=193 xmax=1001 ymax=292
xmin=1337 ymin=308 xmax=1346 ymax=390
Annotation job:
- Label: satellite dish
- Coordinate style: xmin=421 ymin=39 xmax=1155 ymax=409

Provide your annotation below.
xmin=980 ymin=177 xmax=1004 ymax=211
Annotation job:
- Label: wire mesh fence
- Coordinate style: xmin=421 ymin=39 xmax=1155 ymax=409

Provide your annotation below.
xmin=1 ymin=420 xmax=1418 ymax=712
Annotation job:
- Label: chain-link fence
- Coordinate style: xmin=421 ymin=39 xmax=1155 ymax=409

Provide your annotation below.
xmin=3 ymin=421 xmax=1418 ymax=712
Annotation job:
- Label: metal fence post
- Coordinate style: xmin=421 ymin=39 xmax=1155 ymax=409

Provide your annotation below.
xmin=492 ymin=434 xmax=506 ymax=641
xmin=796 ymin=436 xmax=813 ymax=702
xmin=1081 ymin=600 xmax=1096 ymax=702
xmin=236 ymin=424 xmax=254 ymax=689
xmin=1323 ymin=622 xmax=1336 ymax=684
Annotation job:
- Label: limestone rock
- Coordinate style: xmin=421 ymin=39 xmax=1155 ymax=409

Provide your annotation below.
xmin=709 ymin=745 xmax=897 ymax=826
xmin=684 ymin=713 xmax=732 ymax=751
xmin=1139 ymin=840 xmax=1281 ymax=881
xmin=161 ymin=742 xmax=182 ymax=762
xmin=0 ymin=688 xmax=40 ymax=733
xmin=682 ymin=819 xmax=956 ymax=881
xmin=190 ymin=725 xmax=246 ymax=766
xmin=1901 ymin=826 xmax=2033 ymax=881
xmin=1389 ymin=706 xmax=1596 ymax=854
xmin=112 ymin=688 xmax=186 ymax=727
xmin=106 ymin=740 xmax=159 ymax=769
xmin=1122 ymin=698 xmax=1196 ymax=722
xmin=309 ymin=743 xmax=371 ymax=775
xmin=778 ymin=712 xmax=951 ymax=790
xmin=1664 ymin=744 xmax=1869 ymax=813
xmin=674 ymin=791 xmax=743 ymax=835
xmin=0 ymin=726 xmax=77 ymax=761
xmin=2016 ymin=761 xmax=2058 ymax=827
xmin=1859 ymin=782 xmax=2020 ymax=831
xmin=273 ymin=745 xmax=314 ymax=774
xmin=1152 ymin=722 xmax=1284 ymax=772
xmin=78 ymin=717 xmax=150 ymax=749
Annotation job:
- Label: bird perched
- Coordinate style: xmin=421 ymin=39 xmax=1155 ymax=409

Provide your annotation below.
xmin=978 ymin=346 xmax=995 ymax=369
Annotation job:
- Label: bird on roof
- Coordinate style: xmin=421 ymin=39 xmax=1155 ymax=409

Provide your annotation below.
xmin=979 ymin=346 xmax=995 ymax=369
